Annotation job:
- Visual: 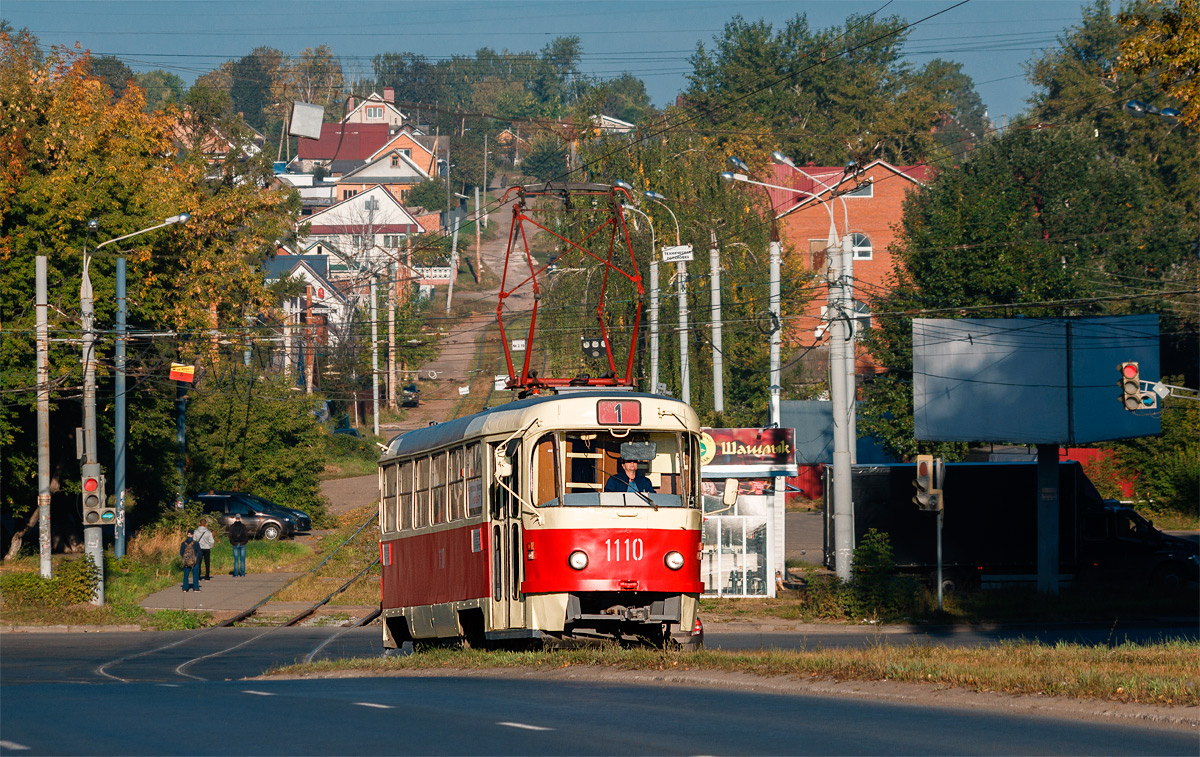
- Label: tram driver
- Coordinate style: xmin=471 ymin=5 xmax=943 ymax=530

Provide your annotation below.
xmin=604 ymin=457 xmax=656 ymax=494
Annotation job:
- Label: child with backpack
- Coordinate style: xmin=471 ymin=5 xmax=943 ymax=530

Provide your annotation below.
xmin=180 ymin=529 xmax=201 ymax=592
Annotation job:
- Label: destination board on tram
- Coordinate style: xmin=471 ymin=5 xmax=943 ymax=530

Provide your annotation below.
xmin=597 ymin=399 xmax=640 ymax=426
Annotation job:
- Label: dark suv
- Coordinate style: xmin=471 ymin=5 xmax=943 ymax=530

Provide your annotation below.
xmin=189 ymin=492 xmax=300 ymax=541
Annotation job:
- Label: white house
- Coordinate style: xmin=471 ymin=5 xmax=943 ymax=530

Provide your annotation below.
xmin=299 ymin=185 xmax=426 ymax=280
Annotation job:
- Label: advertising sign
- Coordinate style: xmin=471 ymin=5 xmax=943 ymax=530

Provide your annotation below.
xmin=661 ymin=244 xmax=694 ymax=263
xmin=700 ymin=427 xmax=797 ymax=478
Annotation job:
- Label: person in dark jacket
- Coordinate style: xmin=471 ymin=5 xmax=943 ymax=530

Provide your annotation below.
xmin=228 ymin=515 xmax=250 ymax=577
xmin=604 ymin=458 xmax=656 ymax=494
xmin=179 ymin=530 xmax=201 ymax=592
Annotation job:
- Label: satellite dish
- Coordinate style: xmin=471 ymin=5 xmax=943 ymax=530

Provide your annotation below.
xmin=289 ymin=101 xmax=325 ymax=140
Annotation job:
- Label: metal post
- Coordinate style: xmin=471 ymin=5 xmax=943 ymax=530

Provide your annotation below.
xmin=828 ymin=240 xmax=853 ymax=581
xmin=475 ymin=186 xmax=482 ymax=283
xmin=81 ymin=241 xmax=104 ymax=604
xmin=370 ymin=276 xmax=380 ymax=438
xmin=175 ymin=382 xmax=186 ymax=508
xmin=676 ymin=260 xmax=690 ymax=405
xmin=936 ymin=510 xmax=944 ymax=611
xmin=36 ymin=256 xmax=51 ymax=578
xmin=305 ymin=286 xmax=314 ymax=394
xmin=282 ymin=303 xmax=292 ymax=378
xmin=115 ymin=257 xmax=127 ymax=559
xmin=709 ymin=229 xmax=724 ymax=415
xmin=483 ymin=133 xmax=489 ymax=227
xmin=842 ymin=235 xmax=858 ymax=464
xmin=1036 ymin=443 xmax=1060 ymax=594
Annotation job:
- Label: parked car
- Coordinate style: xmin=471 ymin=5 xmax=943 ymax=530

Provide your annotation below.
xmin=189 ymin=492 xmax=299 ymax=540
xmin=402 ymin=383 xmax=420 ymax=407
xmin=233 ymin=492 xmax=312 ymax=533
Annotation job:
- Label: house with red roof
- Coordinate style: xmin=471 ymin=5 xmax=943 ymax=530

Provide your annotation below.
xmin=292 ymin=122 xmax=392 ymax=174
xmin=344 ymin=88 xmax=407 ymax=128
xmin=765 ymin=160 xmax=931 ymax=376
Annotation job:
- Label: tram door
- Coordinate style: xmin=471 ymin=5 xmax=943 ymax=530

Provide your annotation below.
xmin=489 ymin=442 xmax=525 ymax=631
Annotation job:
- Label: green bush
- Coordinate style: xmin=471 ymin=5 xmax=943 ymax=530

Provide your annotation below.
xmin=0 ymin=557 xmax=101 ymax=608
xmin=848 ymin=529 xmax=928 ymax=619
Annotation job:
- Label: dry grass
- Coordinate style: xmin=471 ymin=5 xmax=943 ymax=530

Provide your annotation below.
xmin=273 ymin=641 xmax=1200 ymax=706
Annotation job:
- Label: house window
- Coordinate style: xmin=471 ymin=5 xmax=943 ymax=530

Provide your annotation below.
xmin=342 ymin=189 xmax=357 ymax=200
xmin=366 ymin=106 xmax=384 ymax=119
xmin=844 ymin=180 xmax=873 ymax=198
xmin=391 ymin=155 xmax=400 ymax=167
xmin=400 ymin=148 xmax=411 ymax=157
xmin=364 ymin=197 xmax=380 ymax=211
xmin=384 ymin=235 xmax=402 ymax=247
xmin=851 ymin=233 xmax=873 ymax=260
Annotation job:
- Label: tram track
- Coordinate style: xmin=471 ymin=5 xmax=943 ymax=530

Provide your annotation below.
xmin=95 ymin=512 xmax=383 ymax=683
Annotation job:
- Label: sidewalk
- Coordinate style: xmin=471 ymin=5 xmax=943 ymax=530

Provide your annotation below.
xmin=140 ymin=572 xmax=301 ymax=617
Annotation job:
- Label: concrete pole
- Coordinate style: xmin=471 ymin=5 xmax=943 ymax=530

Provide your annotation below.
xmin=305 ymin=286 xmax=314 ymax=394
xmin=483 ymin=132 xmax=489 ymax=227
xmin=841 ymin=235 xmax=858 ymax=464
xmin=677 ymin=261 xmax=690 ymax=405
xmin=114 ymin=257 xmax=127 ymax=559
xmin=649 ymin=258 xmax=660 ymax=393
xmin=828 ymin=241 xmax=853 ymax=581
xmin=709 ymin=229 xmax=724 ymax=415
xmin=80 ymin=242 xmax=104 ymax=605
xmin=446 ymin=216 xmax=460 ymax=313
xmin=36 ymin=256 xmax=51 ymax=578
xmin=768 ymin=239 xmax=782 ymax=427
xmin=175 ymin=382 xmax=186 ymax=509
xmin=282 ymin=303 xmax=292 ymax=378
xmin=388 ymin=263 xmax=397 ymax=411
xmin=370 ymin=276 xmax=380 ymax=438
xmin=475 ymin=186 xmax=482 ymax=282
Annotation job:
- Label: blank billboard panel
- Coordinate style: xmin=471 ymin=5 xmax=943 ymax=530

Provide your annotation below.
xmin=913 ymin=316 xmax=1160 ymax=444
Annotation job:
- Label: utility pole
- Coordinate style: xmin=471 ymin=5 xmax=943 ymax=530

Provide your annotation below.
xmin=445 ymin=216 xmax=460 ymax=313
xmin=80 ymin=235 xmax=104 ymax=604
xmin=842 ymin=234 xmax=858 ymax=464
xmin=370 ymin=275 xmax=380 ymax=437
xmin=305 ymin=285 xmax=314 ymax=394
xmin=676 ymin=259 xmax=690 ymax=405
xmin=282 ymin=303 xmax=292 ymax=378
xmin=483 ymin=132 xmax=489 ymax=227
xmin=649 ymin=257 xmax=659 ymax=393
xmin=709 ymin=229 xmax=724 ymax=414
xmin=36 ymin=256 xmax=51 ymax=578
xmin=828 ymin=238 xmax=853 ymax=581
xmin=388 ymin=261 xmax=397 ymax=411
xmin=475 ymin=186 xmax=481 ymax=282
xmin=114 ymin=257 xmax=127 ymax=558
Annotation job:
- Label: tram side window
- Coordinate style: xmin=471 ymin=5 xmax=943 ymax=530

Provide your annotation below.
xmin=533 ymin=433 xmax=559 ymax=506
xmin=449 ymin=446 xmax=465 ymax=521
xmin=397 ymin=460 xmax=413 ymax=530
xmin=383 ymin=463 xmax=398 ymax=532
xmin=431 ymin=452 xmax=447 ymax=524
xmin=415 ymin=456 xmax=430 ymax=528
xmin=466 ymin=443 xmax=483 ymax=518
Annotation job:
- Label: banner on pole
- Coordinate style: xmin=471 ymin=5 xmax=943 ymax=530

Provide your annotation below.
xmin=169 ymin=363 xmax=195 ymax=383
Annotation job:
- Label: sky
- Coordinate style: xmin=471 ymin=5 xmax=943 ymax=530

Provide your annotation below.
xmin=3 ymin=0 xmax=1090 ymax=122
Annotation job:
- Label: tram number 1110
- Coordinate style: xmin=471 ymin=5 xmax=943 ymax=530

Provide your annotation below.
xmin=605 ymin=537 xmax=644 ymax=561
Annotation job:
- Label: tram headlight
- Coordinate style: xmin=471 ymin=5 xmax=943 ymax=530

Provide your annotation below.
xmin=664 ymin=551 xmax=685 ymax=570
xmin=568 ymin=550 xmax=589 ymax=570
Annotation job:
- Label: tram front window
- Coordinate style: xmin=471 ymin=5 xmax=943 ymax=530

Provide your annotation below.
xmin=532 ymin=431 xmax=693 ymax=508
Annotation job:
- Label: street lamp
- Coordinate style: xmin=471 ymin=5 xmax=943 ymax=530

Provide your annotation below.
xmin=1123 ymin=99 xmax=1182 ymax=121
xmin=643 ymin=190 xmax=691 ymax=406
xmin=87 ymin=213 xmax=190 ymax=579
xmin=614 ymin=182 xmax=662 ymax=394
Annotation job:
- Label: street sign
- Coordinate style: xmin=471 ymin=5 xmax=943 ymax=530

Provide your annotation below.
xmin=511 ymin=339 xmax=526 ymax=351
xmin=661 ymin=244 xmax=694 ymax=263
xmin=458 ymin=385 xmax=470 ymax=396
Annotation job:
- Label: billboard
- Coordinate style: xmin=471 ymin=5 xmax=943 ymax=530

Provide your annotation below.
xmin=913 ymin=316 xmax=1160 ymax=444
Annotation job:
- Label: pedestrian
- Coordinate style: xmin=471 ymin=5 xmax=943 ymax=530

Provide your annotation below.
xmin=193 ymin=518 xmax=215 ymax=580
xmin=179 ymin=529 xmax=201 ymax=592
xmin=228 ymin=514 xmax=249 ymax=577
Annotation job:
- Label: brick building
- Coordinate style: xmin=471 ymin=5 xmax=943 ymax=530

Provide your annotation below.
xmin=766 ymin=160 xmax=930 ymax=376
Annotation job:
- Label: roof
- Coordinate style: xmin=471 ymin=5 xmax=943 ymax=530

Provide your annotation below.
xmin=339 ymin=149 xmax=430 ymax=183
xmin=766 ymin=160 xmax=931 ymax=216
xmin=382 ymin=391 xmax=699 ymax=460
xmin=297 ymin=123 xmax=391 ymax=161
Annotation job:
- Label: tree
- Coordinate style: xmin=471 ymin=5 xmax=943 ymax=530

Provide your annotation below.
xmin=522 ymin=135 xmax=569 ymax=182
xmin=858 ymin=125 xmax=1188 ymax=460
xmin=88 ymin=55 xmax=135 ymax=102
xmin=0 ymin=35 xmax=296 ymax=555
xmin=1118 ymin=0 xmax=1200 ymax=127
xmin=685 ymin=13 xmax=981 ymax=166
xmin=408 ymin=178 xmax=448 ymax=212
xmin=593 ymin=73 xmax=654 ymax=124
xmin=135 ymin=69 xmax=185 ymax=112
xmin=274 ymin=45 xmax=345 ymax=113
xmin=229 ymin=47 xmax=284 ymax=131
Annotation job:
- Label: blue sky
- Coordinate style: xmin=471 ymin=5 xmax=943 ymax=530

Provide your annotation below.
xmin=4 ymin=0 xmax=1088 ymax=121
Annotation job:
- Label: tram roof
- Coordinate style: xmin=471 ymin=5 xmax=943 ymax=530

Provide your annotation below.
xmin=380 ymin=391 xmax=698 ymax=460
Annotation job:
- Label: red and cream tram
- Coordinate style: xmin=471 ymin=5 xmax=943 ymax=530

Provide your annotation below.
xmin=377 ymin=391 xmax=704 ymax=649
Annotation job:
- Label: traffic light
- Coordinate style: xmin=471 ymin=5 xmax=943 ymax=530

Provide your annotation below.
xmin=81 ymin=463 xmax=114 ymax=525
xmin=581 ymin=336 xmax=607 ymax=359
xmin=913 ymin=454 xmax=943 ymax=511
xmin=1119 ymin=362 xmax=1157 ymax=411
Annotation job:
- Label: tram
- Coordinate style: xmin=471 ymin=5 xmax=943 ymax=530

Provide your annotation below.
xmin=377 ymin=391 xmax=705 ymax=649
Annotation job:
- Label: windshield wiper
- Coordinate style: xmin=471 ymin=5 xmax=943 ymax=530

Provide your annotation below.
xmin=629 ymin=489 xmax=657 ymax=510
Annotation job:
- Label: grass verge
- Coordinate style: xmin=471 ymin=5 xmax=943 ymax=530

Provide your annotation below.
xmin=270 ymin=641 xmax=1200 ymax=706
